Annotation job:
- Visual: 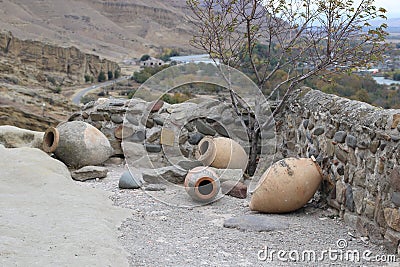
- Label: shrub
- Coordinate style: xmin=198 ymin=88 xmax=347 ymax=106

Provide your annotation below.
xmin=84 ymin=74 xmax=92 ymax=83
xmin=107 ymin=70 xmax=113 ymax=80
xmin=98 ymin=71 xmax=106 ymax=82
xmin=114 ymin=70 xmax=120 ymax=79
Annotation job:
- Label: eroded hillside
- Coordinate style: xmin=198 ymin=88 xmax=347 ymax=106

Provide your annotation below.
xmin=0 ymin=0 xmax=195 ymax=60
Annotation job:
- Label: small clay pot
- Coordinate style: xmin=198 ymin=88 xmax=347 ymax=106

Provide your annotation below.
xmin=42 ymin=121 xmax=112 ymax=167
xmin=184 ymin=166 xmax=220 ymax=202
xmin=196 ymin=136 xmax=248 ymax=171
xmin=249 ymin=158 xmax=323 ymax=213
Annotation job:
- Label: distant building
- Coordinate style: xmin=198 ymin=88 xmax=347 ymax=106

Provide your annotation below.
xmin=170 ymin=54 xmax=220 ymax=65
xmin=140 ymin=57 xmax=165 ymax=67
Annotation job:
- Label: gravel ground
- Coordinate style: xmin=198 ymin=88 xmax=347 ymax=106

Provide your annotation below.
xmin=77 ymin=165 xmax=398 ymax=267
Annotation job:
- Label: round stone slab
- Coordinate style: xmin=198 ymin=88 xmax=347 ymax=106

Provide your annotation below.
xmin=223 ymin=214 xmax=289 ymax=232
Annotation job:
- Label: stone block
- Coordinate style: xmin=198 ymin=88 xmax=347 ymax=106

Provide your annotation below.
xmin=345 ymin=185 xmax=355 ymax=212
xmin=392 ymin=192 xmax=400 ymax=207
xmin=160 ymin=128 xmax=175 ymax=146
xmin=384 ymin=229 xmax=400 ymax=254
xmin=391 ymin=114 xmax=400 ymax=129
xmin=335 ymin=181 xmax=346 ymax=204
xmin=345 ymin=134 xmax=357 ymax=148
xmin=352 ymin=187 xmax=364 ymax=215
xmin=221 ymin=180 xmax=247 ymax=199
xmin=390 ymin=167 xmax=400 ymax=192
xmin=334 ymin=131 xmax=347 ymax=143
xmin=89 ymin=112 xmax=105 ymax=121
xmin=71 ymin=166 xmax=108 ymax=181
xmin=384 ymin=208 xmax=400 ymax=232
xmin=353 ymin=169 xmax=366 ymax=188
xmin=335 ymin=146 xmax=348 ymax=163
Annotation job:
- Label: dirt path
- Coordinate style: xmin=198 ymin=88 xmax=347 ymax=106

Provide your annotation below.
xmin=78 ymin=165 xmax=398 ymax=267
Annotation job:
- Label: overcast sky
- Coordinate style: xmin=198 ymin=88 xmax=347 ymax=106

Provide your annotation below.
xmin=376 ymin=0 xmax=400 ymax=18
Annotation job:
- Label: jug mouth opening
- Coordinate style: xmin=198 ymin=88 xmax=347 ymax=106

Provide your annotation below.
xmin=197 ymin=136 xmax=217 ymax=166
xmin=42 ymin=127 xmax=60 ymax=153
xmin=194 ymin=177 xmax=218 ymax=199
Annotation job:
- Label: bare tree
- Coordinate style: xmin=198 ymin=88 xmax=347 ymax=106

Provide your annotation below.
xmin=186 ymin=0 xmax=387 ymax=175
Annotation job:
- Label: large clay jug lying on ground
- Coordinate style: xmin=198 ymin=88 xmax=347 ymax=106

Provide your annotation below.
xmin=196 ymin=136 xmax=248 ymax=172
xmin=42 ymin=121 xmax=112 ymax=168
xmin=250 ymin=157 xmax=323 ymax=213
xmin=184 ymin=166 xmax=221 ymax=202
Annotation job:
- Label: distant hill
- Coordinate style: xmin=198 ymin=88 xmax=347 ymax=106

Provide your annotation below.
xmin=0 ymin=0 xmax=196 ymax=61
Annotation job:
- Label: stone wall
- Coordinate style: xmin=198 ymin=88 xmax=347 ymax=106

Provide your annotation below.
xmin=276 ymin=87 xmax=400 ymax=253
xmin=69 ymin=88 xmax=400 ymax=253
xmin=69 ymin=97 xmax=254 ymax=172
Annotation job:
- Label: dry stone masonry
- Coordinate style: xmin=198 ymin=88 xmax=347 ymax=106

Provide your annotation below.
xmin=68 ymin=97 xmax=254 ymax=183
xmin=276 ymin=88 xmax=400 ymax=253
xmin=68 ymin=87 xmax=400 ymax=253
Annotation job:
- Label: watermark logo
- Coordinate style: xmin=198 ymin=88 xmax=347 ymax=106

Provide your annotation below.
xmin=257 ymin=239 xmax=398 ymax=263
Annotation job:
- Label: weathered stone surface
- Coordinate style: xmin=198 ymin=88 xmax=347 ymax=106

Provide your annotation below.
xmin=345 ymin=134 xmax=357 ymax=148
xmin=160 ymin=128 xmax=175 ymax=146
xmin=221 ymin=180 xmax=247 ymax=199
xmin=384 ymin=208 xmax=400 ymax=231
xmin=110 ymin=114 xmax=123 ymax=124
xmin=0 ymin=145 xmax=129 ymax=266
xmin=114 ymin=125 xmax=134 ymax=139
xmin=335 ymin=146 xmax=348 ymax=163
xmin=210 ymin=168 xmax=244 ymax=183
xmin=0 ymin=125 xmax=44 ymax=149
xmin=384 ymin=229 xmax=400 ymax=254
xmin=391 ymin=114 xmax=400 ymax=129
xmin=334 ymin=131 xmax=347 ymax=143
xmin=119 ymin=170 xmax=143 ymax=189
xmin=175 ymin=160 xmax=203 ymax=171
xmin=370 ymin=140 xmax=380 ymax=153
xmin=213 ymin=123 xmax=229 ymax=137
xmin=392 ymin=192 xmax=400 ymax=207
xmin=345 ymin=185 xmax=355 ymax=212
xmin=313 ymin=127 xmax=325 ymax=136
xmin=153 ymin=114 xmax=165 ymax=126
xmin=196 ymin=120 xmax=216 ymax=136
xmin=146 ymin=127 xmax=161 ymax=143
xmin=90 ymin=112 xmax=105 ymax=121
xmin=335 ymin=181 xmax=346 ymax=204
xmin=188 ymin=132 xmax=204 ymax=145
xmin=352 ymin=187 xmax=364 ymax=214
xmin=71 ymin=166 xmax=108 ymax=181
xmin=390 ymin=167 xmax=400 ymax=192
xmin=122 ymin=141 xmax=147 ymax=159
xmin=148 ymin=100 xmax=164 ymax=113
xmin=142 ymin=166 xmax=187 ymax=184
xmin=143 ymin=183 xmax=166 ymax=191
xmin=145 ymin=144 xmax=162 ymax=153
xmin=223 ymin=215 xmax=289 ymax=232
xmin=353 ymin=169 xmax=366 ymax=188
xmin=128 ymin=129 xmax=146 ymax=142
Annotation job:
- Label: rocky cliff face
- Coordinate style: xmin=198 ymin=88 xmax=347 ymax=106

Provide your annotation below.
xmin=0 ymin=0 xmax=197 ymax=59
xmin=0 ymin=31 xmax=120 ymax=86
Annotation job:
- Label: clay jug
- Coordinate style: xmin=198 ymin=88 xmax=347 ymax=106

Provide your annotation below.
xmin=250 ymin=158 xmax=323 ymax=213
xmin=42 ymin=121 xmax=112 ymax=167
xmin=184 ymin=166 xmax=220 ymax=202
xmin=196 ymin=136 xmax=248 ymax=172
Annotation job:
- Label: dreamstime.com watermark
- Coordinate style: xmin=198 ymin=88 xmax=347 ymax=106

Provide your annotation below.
xmin=257 ymin=239 xmax=398 ymax=263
